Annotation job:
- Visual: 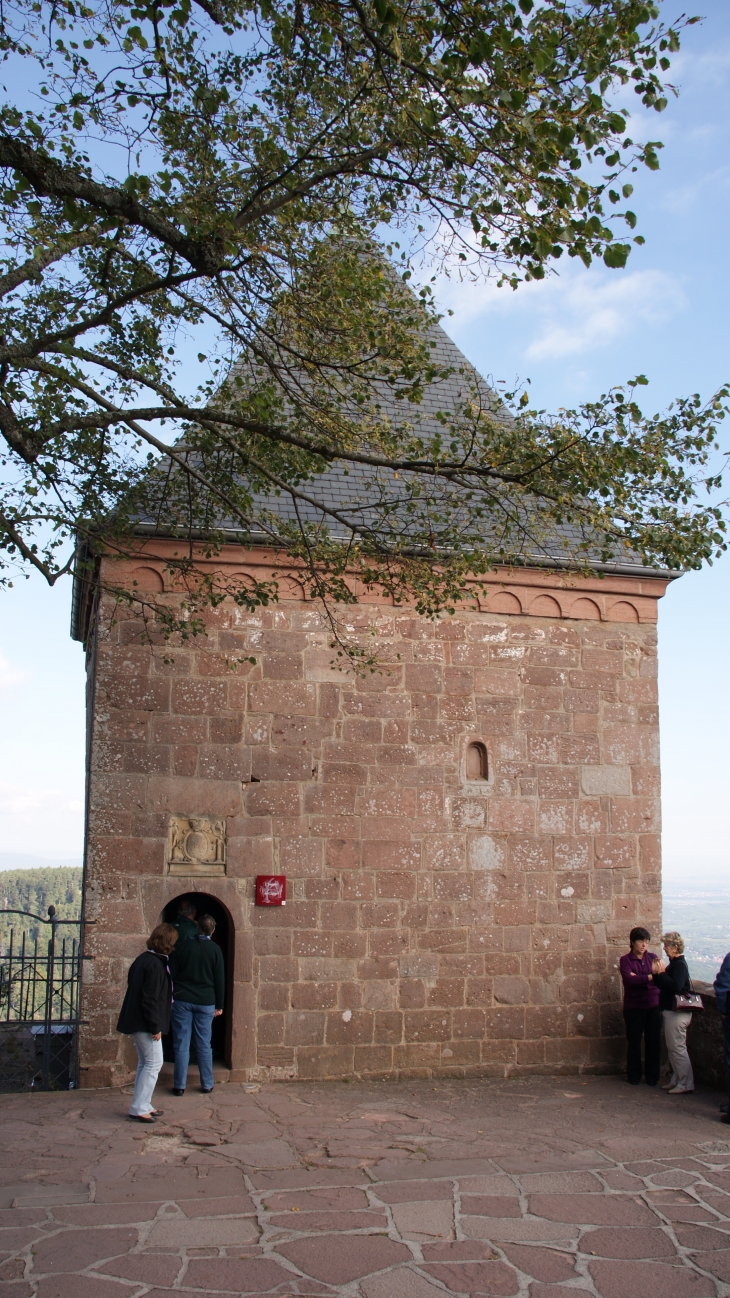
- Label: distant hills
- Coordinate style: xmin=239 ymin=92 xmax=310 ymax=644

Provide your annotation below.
xmin=0 ymin=854 xmax=82 ymax=872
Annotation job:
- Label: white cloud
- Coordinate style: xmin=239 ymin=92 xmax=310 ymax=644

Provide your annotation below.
xmin=667 ymin=42 xmax=730 ymax=89
xmin=0 ymin=782 xmax=84 ymax=856
xmin=662 ymin=164 xmax=730 ymax=215
xmin=0 ymin=784 xmax=78 ymax=814
xmin=525 ymin=270 xmax=687 ymax=361
xmin=439 ymin=264 xmax=686 ymax=366
xmin=0 ymin=652 xmax=30 ymax=692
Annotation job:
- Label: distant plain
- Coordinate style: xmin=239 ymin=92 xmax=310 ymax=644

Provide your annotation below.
xmin=662 ymin=889 xmax=730 ymax=984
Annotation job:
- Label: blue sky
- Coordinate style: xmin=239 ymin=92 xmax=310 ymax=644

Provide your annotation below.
xmin=0 ymin=1 xmax=729 ymax=886
xmin=436 ymin=1 xmax=730 ymax=888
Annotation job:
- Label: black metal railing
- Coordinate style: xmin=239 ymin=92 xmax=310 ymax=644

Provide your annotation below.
xmin=0 ymin=906 xmax=88 ymax=1092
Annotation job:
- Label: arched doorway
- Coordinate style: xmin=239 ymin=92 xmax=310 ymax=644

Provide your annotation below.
xmin=161 ymin=892 xmax=234 ymax=1068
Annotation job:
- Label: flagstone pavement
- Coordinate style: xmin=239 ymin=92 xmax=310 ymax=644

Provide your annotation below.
xmin=2 ymin=1075 xmax=730 ymax=1298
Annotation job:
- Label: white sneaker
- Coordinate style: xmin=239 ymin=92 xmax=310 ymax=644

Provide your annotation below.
xmin=661 ymin=1082 xmax=675 ymax=1090
xmin=667 ymin=1086 xmax=693 ymax=1094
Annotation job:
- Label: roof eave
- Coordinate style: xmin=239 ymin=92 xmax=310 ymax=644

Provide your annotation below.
xmin=128 ymin=522 xmax=682 ymax=583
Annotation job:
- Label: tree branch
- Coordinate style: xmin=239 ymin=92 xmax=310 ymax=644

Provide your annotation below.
xmin=0 ymin=398 xmax=43 ymax=462
xmin=190 ymin=0 xmax=227 ymax=24
xmin=0 ymin=267 xmax=202 ymax=362
xmin=0 ymin=509 xmax=73 ymax=582
xmin=0 ymin=135 xmax=227 ymax=274
xmin=0 ymin=229 xmax=102 ymax=300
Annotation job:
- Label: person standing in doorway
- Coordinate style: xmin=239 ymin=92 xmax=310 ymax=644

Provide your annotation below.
xmin=173 ymin=899 xmax=198 ymax=943
xmin=619 ymin=926 xmax=663 ymax=1087
xmin=652 ymin=931 xmax=694 ymax=1095
xmin=168 ymin=914 xmax=224 ymax=1095
xmin=116 ymin=923 xmax=178 ymax=1122
xmin=714 ymin=949 xmax=730 ymax=1123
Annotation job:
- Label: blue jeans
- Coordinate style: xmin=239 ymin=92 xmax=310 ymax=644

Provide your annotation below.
xmin=130 ymin=1032 xmax=163 ymax=1115
xmin=170 ymin=1001 xmax=215 ymax=1091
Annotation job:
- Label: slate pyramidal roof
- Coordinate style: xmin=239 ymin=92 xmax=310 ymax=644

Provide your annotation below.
xmin=131 ymin=317 xmax=674 ymax=582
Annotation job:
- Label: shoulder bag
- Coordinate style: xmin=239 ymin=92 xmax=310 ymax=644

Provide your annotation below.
xmin=674 ymin=971 xmax=703 ymax=1012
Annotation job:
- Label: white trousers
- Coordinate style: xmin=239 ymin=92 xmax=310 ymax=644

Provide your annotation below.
xmin=662 ymin=1009 xmax=694 ymax=1091
xmin=129 ymin=1032 xmax=163 ymax=1115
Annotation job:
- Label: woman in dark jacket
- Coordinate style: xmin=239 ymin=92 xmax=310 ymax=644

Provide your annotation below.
xmin=117 ymin=923 xmax=177 ymax=1122
xmin=619 ymin=926 xmax=662 ymax=1086
xmin=652 ymin=931 xmax=694 ymax=1095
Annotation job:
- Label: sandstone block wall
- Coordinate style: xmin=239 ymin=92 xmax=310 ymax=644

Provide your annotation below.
xmin=79 ymin=552 xmax=666 ymax=1086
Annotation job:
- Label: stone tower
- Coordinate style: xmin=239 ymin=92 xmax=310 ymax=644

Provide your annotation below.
xmin=71 ymin=326 xmax=671 ymax=1087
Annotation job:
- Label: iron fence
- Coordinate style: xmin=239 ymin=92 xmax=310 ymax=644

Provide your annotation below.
xmin=0 ymin=906 xmax=88 ymax=1092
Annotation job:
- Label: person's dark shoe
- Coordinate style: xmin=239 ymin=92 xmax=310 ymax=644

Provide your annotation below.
xmin=721 ymin=1114 xmax=730 ymax=1125
xmin=172 ymin=1088 xmax=185 ymax=1096
xmin=201 ymin=1088 xmax=214 ymax=1094
xmin=129 ymin=1113 xmax=156 ymax=1123
xmin=628 ymin=1079 xmax=640 ymax=1086
xmin=149 ymin=1109 xmax=164 ymax=1116
xmin=645 ymin=1081 xmax=658 ymax=1087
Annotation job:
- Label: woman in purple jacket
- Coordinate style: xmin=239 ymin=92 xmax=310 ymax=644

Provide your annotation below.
xmin=619 ymin=926 xmax=664 ymax=1086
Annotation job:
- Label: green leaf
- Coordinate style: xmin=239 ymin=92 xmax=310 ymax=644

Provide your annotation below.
xmin=603 ymin=243 xmax=631 ymax=269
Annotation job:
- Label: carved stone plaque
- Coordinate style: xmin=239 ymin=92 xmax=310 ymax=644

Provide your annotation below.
xmin=167 ymin=815 xmax=226 ymax=876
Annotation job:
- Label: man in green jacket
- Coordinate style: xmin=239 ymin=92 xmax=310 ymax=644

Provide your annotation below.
xmin=172 ymin=899 xmax=198 ymax=943
xmin=169 ymin=914 xmax=225 ymax=1095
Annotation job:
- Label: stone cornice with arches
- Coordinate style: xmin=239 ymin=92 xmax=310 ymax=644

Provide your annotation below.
xmin=108 ymin=540 xmax=673 ymax=625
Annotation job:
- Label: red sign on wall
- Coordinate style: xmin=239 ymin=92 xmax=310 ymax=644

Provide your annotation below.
xmin=256 ymin=875 xmax=287 ymax=906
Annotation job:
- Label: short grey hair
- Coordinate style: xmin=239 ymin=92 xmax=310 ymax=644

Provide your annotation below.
xmin=662 ymin=931 xmax=684 ymax=954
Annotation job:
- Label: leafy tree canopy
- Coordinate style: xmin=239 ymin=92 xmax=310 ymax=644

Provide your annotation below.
xmin=0 ymin=0 xmax=726 ymax=635
xmin=0 ymin=867 xmax=82 ymax=948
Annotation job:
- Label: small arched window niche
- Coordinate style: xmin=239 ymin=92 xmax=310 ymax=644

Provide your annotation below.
xmin=465 ymin=741 xmax=489 ymax=782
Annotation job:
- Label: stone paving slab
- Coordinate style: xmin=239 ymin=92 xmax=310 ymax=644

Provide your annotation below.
xmin=2 ymin=1075 xmax=730 ymax=1297
xmin=0 ymin=1186 xmax=91 ymax=1209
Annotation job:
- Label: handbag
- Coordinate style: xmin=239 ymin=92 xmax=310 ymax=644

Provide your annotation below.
xmin=674 ymin=992 xmax=703 ymax=1011
xmin=674 ymin=975 xmax=703 ymax=1012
